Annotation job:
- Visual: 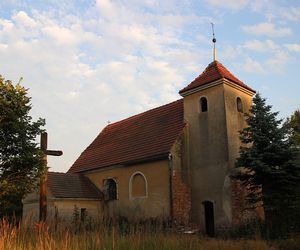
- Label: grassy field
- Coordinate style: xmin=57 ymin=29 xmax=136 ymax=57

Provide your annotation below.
xmin=0 ymin=219 xmax=298 ymax=250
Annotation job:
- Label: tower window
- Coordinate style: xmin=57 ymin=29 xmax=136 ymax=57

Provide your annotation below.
xmin=129 ymin=172 xmax=148 ymax=199
xmin=237 ymin=97 xmax=243 ymax=113
xmin=200 ymin=97 xmax=208 ymax=112
xmin=103 ymin=178 xmax=117 ymax=200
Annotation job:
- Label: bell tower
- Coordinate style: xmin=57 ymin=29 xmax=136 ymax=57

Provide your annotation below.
xmin=179 ymin=61 xmax=256 ymax=232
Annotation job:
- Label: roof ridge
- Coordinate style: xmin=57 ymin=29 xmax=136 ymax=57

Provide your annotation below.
xmin=48 ymin=171 xmax=67 ymax=174
xmin=68 ymin=98 xmax=185 ymax=173
xmin=106 ymin=98 xmax=183 ymax=128
xmin=48 ymin=171 xmax=80 ymax=175
xmin=213 ymin=60 xmax=224 ymax=78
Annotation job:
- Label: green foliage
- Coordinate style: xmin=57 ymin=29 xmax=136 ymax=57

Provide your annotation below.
xmin=0 ymin=75 xmax=45 ymax=218
xmin=285 ymin=109 xmax=300 ymax=146
xmin=284 ymin=109 xmax=300 ymax=232
xmin=234 ymin=93 xmax=300 ymax=237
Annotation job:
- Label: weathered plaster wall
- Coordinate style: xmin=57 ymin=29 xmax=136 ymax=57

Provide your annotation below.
xmin=183 ymin=83 xmax=231 ymax=230
xmin=51 ymin=199 xmax=102 ymax=221
xmin=23 ymin=189 xmax=102 ymax=223
xmin=223 ymin=84 xmax=254 ymax=225
xmin=85 ymin=160 xmax=170 ymax=220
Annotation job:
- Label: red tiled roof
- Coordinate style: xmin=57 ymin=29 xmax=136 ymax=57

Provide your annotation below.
xmin=68 ymin=99 xmax=185 ymax=173
xmin=179 ymin=60 xmax=255 ymax=94
xmin=47 ymin=172 xmax=102 ymax=199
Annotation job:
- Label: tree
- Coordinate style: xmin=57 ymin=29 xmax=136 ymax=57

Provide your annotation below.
xmin=234 ymin=93 xmax=300 ymax=236
xmin=285 ymin=109 xmax=300 ymax=149
xmin=0 ymin=75 xmax=45 ymax=219
xmin=284 ymin=109 xmax=300 ymax=231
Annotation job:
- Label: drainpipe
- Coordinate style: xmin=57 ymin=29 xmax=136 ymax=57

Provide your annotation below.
xmin=168 ymin=153 xmax=173 ymax=221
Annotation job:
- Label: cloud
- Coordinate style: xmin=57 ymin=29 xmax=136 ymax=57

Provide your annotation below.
xmin=243 ymin=39 xmax=279 ymax=52
xmin=266 ymin=50 xmax=289 ymax=72
xmin=12 ymin=11 xmax=37 ymax=28
xmin=241 ymin=57 xmax=264 ymax=73
xmin=205 ymin=0 xmax=249 ymax=10
xmin=284 ymin=43 xmax=300 ymax=52
xmin=242 ymin=22 xmax=292 ymax=37
xmin=0 ymin=4 xmax=211 ymax=172
xmin=250 ymin=0 xmax=272 ymax=12
xmin=1 ymin=1 xmax=298 ymax=172
xmin=279 ymin=6 xmax=300 ymax=21
xmin=42 ymin=25 xmax=82 ymax=46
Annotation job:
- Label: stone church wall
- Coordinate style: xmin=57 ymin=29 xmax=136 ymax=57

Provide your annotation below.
xmin=85 ymin=160 xmax=171 ymax=221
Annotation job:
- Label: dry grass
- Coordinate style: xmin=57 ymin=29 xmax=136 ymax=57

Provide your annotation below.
xmin=0 ymin=219 xmax=296 ymax=250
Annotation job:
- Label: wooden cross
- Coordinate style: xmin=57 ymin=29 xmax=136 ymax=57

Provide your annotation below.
xmin=39 ymin=132 xmax=63 ymax=222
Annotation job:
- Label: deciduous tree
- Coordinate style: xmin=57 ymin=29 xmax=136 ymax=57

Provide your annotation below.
xmin=0 ymin=75 xmax=45 ymax=218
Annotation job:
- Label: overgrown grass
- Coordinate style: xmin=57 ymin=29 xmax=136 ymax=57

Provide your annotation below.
xmin=0 ymin=218 xmax=298 ymax=250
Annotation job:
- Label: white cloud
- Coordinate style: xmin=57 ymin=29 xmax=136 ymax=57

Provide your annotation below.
xmin=242 ymin=22 xmax=292 ymax=37
xmin=220 ymin=45 xmax=243 ymax=61
xmin=279 ymin=6 xmax=300 ymax=21
xmin=12 ymin=11 xmax=37 ymax=28
xmin=243 ymin=39 xmax=279 ymax=52
xmin=284 ymin=44 xmax=300 ymax=52
xmin=0 ymin=18 xmax=14 ymax=31
xmin=241 ymin=57 xmax=264 ymax=73
xmin=42 ymin=25 xmax=81 ymax=46
xmin=0 ymin=5 xmax=210 ymax=172
xmin=266 ymin=51 xmax=289 ymax=72
xmin=0 ymin=43 xmax=8 ymax=50
xmin=1 ymin=1 xmax=298 ymax=172
xmin=250 ymin=0 xmax=272 ymax=12
xmin=205 ymin=0 xmax=249 ymax=10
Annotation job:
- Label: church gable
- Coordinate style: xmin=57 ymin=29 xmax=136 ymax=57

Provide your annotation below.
xmin=179 ymin=60 xmax=255 ymax=95
xmin=68 ymin=99 xmax=185 ymax=173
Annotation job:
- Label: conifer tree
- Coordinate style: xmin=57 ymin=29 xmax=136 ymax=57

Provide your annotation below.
xmin=234 ymin=93 xmax=300 ymax=236
xmin=284 ymin=109 xmax=300 ymax=231
xmin=0 ymin=75 xmax=45 ymax=218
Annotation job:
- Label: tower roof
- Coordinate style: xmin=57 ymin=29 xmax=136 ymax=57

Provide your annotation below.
xmin=179 ymin=60 xmax=255 ymax=95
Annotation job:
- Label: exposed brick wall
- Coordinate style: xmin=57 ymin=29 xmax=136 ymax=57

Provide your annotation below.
xmin=231 ymin=179 xmax=245 ymax=225
xmin=231 ymin=180 xmax=264 ymax=226
xmin=172 ymin=170 xmax=191 ymax=225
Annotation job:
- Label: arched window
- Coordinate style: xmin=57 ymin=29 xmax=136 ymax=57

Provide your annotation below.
xmin=129 ymin=172 xmax=148 ymax=199
xmin=237 ymin=97 xmax=243 ymax=113
xmin=200 ymin=97 xmax=208 ymax=112
xmin=103 ymin=178 xmax=117 ymax=200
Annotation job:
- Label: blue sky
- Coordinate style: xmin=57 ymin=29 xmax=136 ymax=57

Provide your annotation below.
xmin=1 ymin=0 xmax=299 ymax=172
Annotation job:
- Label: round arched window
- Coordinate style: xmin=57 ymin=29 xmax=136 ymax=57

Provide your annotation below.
xmin=129 ymin=172 xmax=147 ymax=199
xmin=200 ymin=97 xmax=208 ymax=112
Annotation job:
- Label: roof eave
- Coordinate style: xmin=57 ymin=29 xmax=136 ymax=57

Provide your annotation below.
xmin=50 ymin=197 xmax=102 ymax=201
xmin=179 ymin=79 xmax=223 ymax=97
xmin=73 ymin=152 xmax=170 ymax=174
xmin=179 ymin=78 xmax=256 ymax=97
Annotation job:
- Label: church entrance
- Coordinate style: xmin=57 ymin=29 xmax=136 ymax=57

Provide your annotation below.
xmin=203 ymin=201 xmax=215 ymax=237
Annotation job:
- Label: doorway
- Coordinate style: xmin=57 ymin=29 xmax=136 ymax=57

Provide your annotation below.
xmin=203 ymin=201 xmax=215 ymax=237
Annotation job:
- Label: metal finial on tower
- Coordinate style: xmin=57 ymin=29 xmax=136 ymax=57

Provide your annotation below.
xmin=211 ymin=23 xmax=217 ymax=61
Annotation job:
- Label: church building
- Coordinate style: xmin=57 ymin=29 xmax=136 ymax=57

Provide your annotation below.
xmin=23 ymin=60 xmax=256 ymax=235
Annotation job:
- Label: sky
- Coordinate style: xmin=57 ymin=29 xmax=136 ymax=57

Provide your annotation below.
xmin=0 ymin=0 xmax=299 ymax=172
